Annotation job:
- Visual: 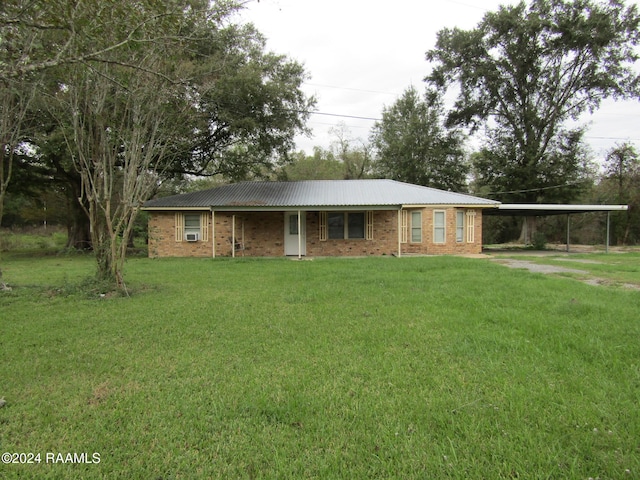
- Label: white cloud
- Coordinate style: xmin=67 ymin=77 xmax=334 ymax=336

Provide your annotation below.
xmin=240 ymin=0 xmax=640 ymax=158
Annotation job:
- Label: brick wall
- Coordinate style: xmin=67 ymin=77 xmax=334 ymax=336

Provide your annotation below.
xmin=410 ymin=208 xmax=483 ymax=255
xmin=147 ymin=207 xmax=484 ymax=258
xmin=148 ymin=211 xmax=213 ymax=257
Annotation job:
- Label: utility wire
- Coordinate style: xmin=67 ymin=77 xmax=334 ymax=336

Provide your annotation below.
xmin=486 ymin=180 xmax=588 ymax=197
xmin=308 ymin=111 xmax=381 ymax=122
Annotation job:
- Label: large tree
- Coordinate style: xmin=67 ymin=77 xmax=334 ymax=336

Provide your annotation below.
xmin=2 ymin=0 xmax=313 ymax=291
xmin=168 ymin=22 xmax=314 ymax=181
xmin=426 ymin=0 xmax=640 ymax=203
xmin=371 ymin=86 xmax=468 ymax=190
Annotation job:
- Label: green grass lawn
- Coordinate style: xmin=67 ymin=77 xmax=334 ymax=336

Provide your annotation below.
xmin=1 ymin=254 xmax=639 ymax=479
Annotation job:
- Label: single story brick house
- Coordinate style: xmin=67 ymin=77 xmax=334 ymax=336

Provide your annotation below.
xmin=142 ymin=179 xmax=500 ymax=258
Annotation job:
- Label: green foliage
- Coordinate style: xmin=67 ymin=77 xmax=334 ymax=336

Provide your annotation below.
xmin=371 ymin=86 xmax=468 ymax=190
xmin=599 ymin=143 xmax=640 ymax=244
xmin=1 ymin=255 xmax=640 ymax=478
xmin=531 ymin=231 xmax=547 ymax=250
xmin=279 ymin=149 xmax=346 ymax=180
xmin=281 ymin=125 xmax=373 ymax=181
xmin=170 ymin=22 xmax=315 ymax=181
xmin=426 ymin=0 xmax=640 ymax=203
xmin=0 ymin=227 xmax=67 ymax=252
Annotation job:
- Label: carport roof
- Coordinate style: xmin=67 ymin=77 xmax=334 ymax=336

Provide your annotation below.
xmin=484 ymin=204 xmax=629 ymax=216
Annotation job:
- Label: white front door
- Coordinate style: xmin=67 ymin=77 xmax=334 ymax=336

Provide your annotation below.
xmin=284 ymin=211 xmax=306 ymax=256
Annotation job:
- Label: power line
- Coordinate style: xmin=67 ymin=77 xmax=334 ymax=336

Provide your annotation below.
xmin=308 ymin=111 xmax=381 ymax=122
xmin=486 ymin=180 xmax=588 ymax=197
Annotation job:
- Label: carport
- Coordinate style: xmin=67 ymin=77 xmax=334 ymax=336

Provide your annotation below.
xmin=484 ymin=204 xmax=629 ymax=253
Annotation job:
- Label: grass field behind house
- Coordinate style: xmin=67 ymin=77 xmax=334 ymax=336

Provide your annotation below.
xmin=1 ymin=253 xmax=639 ymax=479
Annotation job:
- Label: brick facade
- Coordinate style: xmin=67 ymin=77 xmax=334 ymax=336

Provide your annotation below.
xmin=147 ymin=207 xmax=484 ymax=258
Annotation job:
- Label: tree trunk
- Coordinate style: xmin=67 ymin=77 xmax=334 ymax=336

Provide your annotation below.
xmin=66 ymin=197 xmax=92 ymax=250
xmin=518 ymin=217 xmax=537 ymax=244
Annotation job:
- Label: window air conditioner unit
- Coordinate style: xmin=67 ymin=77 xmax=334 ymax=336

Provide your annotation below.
xmin=185 ymin=232 xmax=199 ymax=242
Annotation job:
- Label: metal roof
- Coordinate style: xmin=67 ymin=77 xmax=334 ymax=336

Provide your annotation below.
xmin=484 ymin=204 xmax=629 ymax=216
xmin=143 ymin=180 xmax=501 ymax=210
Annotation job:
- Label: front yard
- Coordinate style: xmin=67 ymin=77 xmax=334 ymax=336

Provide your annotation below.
xmin=1 ymin=254 xmax=639 ymax=478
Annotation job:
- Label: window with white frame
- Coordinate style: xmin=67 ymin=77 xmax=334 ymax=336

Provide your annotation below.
xmin=433 ymin=210 xmax=446 ymax=243
xmin=411 ymin=211 xmax=422 ymax=243
xmin=184 ymin=214 xmax=200 ymax=236
xmin=456 ymin=211 xmax=465 ymax=243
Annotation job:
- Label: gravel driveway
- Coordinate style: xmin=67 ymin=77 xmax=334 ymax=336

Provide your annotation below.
xmin=493 ymin=259 xmax=589 ymax=275
xmin=492 ymin=258 xmax=640 ymax=290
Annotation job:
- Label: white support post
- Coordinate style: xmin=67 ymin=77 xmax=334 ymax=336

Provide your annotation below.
xmin=297 ymin=209 xmax=302 ymax=259
xmin=397 ymin=209 xmax=402 ymax=257
xmin=232 ymin=214 xmax=236 ymax=258
xmin=212 ymin=210 xmax=216 ymax=258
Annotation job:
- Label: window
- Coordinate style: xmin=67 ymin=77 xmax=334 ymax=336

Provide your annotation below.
xmin=328 ymin=212 xmax=345 ymax=239
xmin=184 ymin=214 xmax=200 ymax=236
xmin=433 ymin=210 xmax=445 ymax=243
xmin=456 ymin=211 xmax=465 ymax=243
xmin=348 ymin=212 xmax=365 ymax=239
xmin=411 ymin=211 xmax=422 ymax=243
xmin=289 ymin=214 xmax=299 ymax=235
xmin=175 ymin=212 xmax=209 ymax=242
xmin=321 ymin=211 xmax=373 ymax=240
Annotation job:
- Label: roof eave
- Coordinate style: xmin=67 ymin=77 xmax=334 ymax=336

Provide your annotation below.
xmin=211 ymin=205 xmax=403 ymax=212
xmin=141 ymin=206 xmax=211 ymax=211
xmin=402 ymin=203 xmax=500 ymax=209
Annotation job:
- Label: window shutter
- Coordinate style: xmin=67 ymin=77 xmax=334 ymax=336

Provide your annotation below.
xmin=365 ymin=211 xmax=374 ymax=240
xmin=319 ymin=212 xmax=327 ymax=241
xmin=466 ymin=210 xmax=476 ymax=243
xmin=175 ymin=212 xmax=184 ymax=242
xmin=200 ymin=212 xmax=209 ymax=242
xmin=400 ymin=210 xmax=408 ymax=243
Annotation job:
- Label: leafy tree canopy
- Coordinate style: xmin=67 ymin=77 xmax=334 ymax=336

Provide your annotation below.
xmin=426 ymin=0 xmax=640 ymax=203
xmin=371 ymin=86 xmax=468 ymax=190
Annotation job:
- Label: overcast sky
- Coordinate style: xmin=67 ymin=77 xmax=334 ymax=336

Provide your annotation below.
xmin=238 ymin=0 xmax=640 ymax=160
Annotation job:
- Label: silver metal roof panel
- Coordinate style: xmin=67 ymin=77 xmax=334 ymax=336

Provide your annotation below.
xmin=143 ymin=180 xmax=500 ymax=209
